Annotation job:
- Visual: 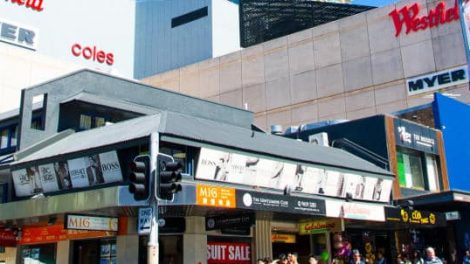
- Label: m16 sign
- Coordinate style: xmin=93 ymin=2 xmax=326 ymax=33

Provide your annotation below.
xmin=389 ymin=0 xmax=460 ymax=37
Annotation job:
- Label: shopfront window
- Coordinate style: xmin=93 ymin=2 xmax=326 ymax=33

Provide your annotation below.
xmin=139 ymin=235 xmax=183 ymax=264
xmin=79 ymin=114 xmax=107 ymax=131
xmin=20 ymin=243 xmax=56 ymax=264
xmin=72 ymin=238 xmax=116 ymax=264
xmin=397 ymin=148 xmax=442 ymax=191
xmin=0 ymin=129 xmax=7 ymax=150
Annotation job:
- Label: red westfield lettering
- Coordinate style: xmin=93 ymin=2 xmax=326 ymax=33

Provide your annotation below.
xmin=389 ymin=0 xmax=459 ymax=37
xmin=5 ymin=0 xmax=44 ymax=12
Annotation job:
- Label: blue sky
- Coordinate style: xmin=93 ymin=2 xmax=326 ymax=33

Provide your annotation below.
xmin=353 ymin=0 xmax=397 ymax=7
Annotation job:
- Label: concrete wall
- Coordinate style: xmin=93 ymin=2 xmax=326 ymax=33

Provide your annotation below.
xmin=0 ymin=247 xmax=16 ymax=264
xmin=142 ymin=0 xmax=470 ymax=131
xmin=0 ymin=42 xmax=81 ymax=113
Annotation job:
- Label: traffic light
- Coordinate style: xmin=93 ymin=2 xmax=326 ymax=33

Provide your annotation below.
xmin=128 ymin=156 xmax=150 ymax=201
xmin=158 ymin=161 xmax=183 ymax=200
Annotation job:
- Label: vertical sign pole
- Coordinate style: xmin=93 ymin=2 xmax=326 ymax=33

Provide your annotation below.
xmin=148 ymin=132 xmax=159 ymax=264
xmin=459 ymin=0 xmax=470 ymax=89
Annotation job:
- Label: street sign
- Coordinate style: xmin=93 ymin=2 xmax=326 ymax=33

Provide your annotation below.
xmin=138 ymin=207 xmax=153 ymax=235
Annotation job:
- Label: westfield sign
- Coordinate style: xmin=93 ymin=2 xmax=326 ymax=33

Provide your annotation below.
xmin=389 ymin=0 xmax=459 ymax=37
xmin=4 ymin=0 xmax=44 ymax=12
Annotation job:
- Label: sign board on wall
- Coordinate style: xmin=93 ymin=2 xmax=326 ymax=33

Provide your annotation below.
xmin=394 ymin=119 xmax=438 ymax=154
xmin=206 ymin=214 xmax=254 ymax=231
xmin=196 ymin=184 xmax=236 ymax=208
xmin=407 ymin=66 xmax=469 ymax=96
xmin=12 ymin=151 xmax=122 ymax=197
xmin=65 ymin=214 xmax=118 ymax=232
xmin=385 ymin=207 xmax=446 ymax=227
xmin=207 ymin=242 xmax=251 ymax=264
xmin=0 ymin=18 xmax=38 ymax=50
xmin=325 ymin=200 xmax=386 ymax=222
xmin=195 ymin=148 xmax=393 ymax=203
xmin=0 ymin=229 xmax=17 ymax=247
xmin=272 ymin=233 xmax=296 ymax=243
xmin=299 ymin=219 xmax=344 ymax=235
xmin=19 ymin=224 xmax=115 ymax=245
xmin=138 ymin=207 xmax=152 ymax=235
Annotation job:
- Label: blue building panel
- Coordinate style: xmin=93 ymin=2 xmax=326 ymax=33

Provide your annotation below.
xmin=433 ymin=93 xmax=470 ymax=191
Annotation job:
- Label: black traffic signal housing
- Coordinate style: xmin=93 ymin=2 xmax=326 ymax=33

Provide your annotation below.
xmin=158 ymin=161 xmax=183 ymax=200
xmin=128 ymin=156 xmax=150 ymax=201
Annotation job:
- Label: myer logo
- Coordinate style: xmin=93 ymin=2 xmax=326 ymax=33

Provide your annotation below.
xmin=407 ymin=66 xmax=468 ymax=95
xmin=0 ymin=19 xmax=37 ymax=50
xmin=389 ymin=1 xmax=459 ymax=37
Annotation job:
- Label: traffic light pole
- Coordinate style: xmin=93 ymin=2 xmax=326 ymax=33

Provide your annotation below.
xmin=148 ymin=132 xmax=159 ymax=264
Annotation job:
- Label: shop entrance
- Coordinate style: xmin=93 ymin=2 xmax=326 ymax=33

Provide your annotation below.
xmin=139 ymin=235 xmax=183 ymax=264
xmin=19 ymin=243 xmax=56 ymax=264
xmin=71 ymin=238 xmax=116 ymax=264
xmin=272 ymin=233 xmax=310 ymax=262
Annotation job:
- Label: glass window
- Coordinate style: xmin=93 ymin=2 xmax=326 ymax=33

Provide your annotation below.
xmin=397 ymin=148 xmax=425 ymax=190
xmin=79 ymin=114 xmax=92 ymax=130
xmin=10 ymin=126 xmax=18 ymax=147
xmin=425 ymin=154 xmax=440 ymax=191
xmin=0 ymin=129 xmax=8 ymax=149
xmin=95 ymin=117 xmax=106 ymax=128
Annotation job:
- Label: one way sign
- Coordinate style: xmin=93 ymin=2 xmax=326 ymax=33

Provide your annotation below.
xmin=138 ymin=207 xmax=153 ymax=235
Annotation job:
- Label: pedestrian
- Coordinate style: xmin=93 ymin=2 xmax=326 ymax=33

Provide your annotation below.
xmin=288 ymin=252 xmax=299 ymax=264
xmin=309 ymin=255 xmax=319 ymax=264
xmin=463 ymin=250 xmax=470 ymax=264
xmin=376 ymin=251 xmax=387 ymax=264
xmin=273 ymin=253 xmax=288 ymax=264
xmin=351 ymin=250 xmax=366 ymax=264
xmin=413 ymin=251 xmax=424 ymax=264
xmin=424 ymin=247 xmax=443 ymax=264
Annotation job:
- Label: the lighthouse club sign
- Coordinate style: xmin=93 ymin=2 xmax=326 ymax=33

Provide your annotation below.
xmin=389 ymin=0 xmax=460 ymax=37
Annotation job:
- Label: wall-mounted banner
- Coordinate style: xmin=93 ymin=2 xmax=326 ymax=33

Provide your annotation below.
xmin=19 ymin=224 xmax=114 ymax=245
xmin=207 ymin=242 xmax=251 ymax=264
xmin=407 ymin=66 xmax=468 ymax=96
xmin=196 ymin=148 xmax=392 ymax=202
xmin=299 ymin=219 xmax=344 ymax=235
xmin=236 ymin=190 xmax=326 ymax=216
xmin=206 ymin=214 xmax=254 ymax=231
xmin=394 ymin=119 xmax=438 ymax=154
xmin=385 ymin=208 xmax=446 ymax=227
xmin=12 ymin=151 xmax=122 ymax=197
xmin=325 ymin=200 xmax=385 ymax=222
xmin=272 ymin=233 xmax=296 ymax=243
xmin=0 ymin=229 xmax=17 ymax=247
xmin=0 ymin=18 xmax=38 ymax=50
xmin=196 ymin=184 xmax=236 ymax=208
xmin=65 ymin=214 xmax=118 ymax=232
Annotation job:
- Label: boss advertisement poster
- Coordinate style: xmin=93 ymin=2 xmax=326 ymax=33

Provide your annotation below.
xmin=12 ymin=151 xmax=122 ymax=197
xmin=196 ymin=148 xmax=392 ymax=202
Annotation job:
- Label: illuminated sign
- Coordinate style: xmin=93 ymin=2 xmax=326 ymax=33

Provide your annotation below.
xmin=3 ymin=0 xmax=44 ymax=12
xmin=71 ymin=43 xmax=114 ymax=66
xmin=196 ymin=184 xmax=236 ymax=208
xmin=272 ymin=233 xmax=296 ymax=243
xmin=385 ymin=208 xmax=446 ymax=226
xmin=299 ymin=219 xmax=344 ymax=235
xmin=65 ymin=214 xmax=118 ymax=232
xmin=0 ymin=19 xmax=37 ymax=50
xmin=389 ymin=1 xmax=459 ymax=37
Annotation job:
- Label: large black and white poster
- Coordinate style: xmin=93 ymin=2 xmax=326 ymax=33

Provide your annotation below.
xmin=13 ymin=151 xmax=123 ymax=197
xmin=196 ymin=148 xmax=393 ymax=202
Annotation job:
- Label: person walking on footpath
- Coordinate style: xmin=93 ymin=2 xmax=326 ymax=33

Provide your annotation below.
xmin=351 ymin=250 xmax=366 ymax=264
xmin=463 ymin=250 xmax=470 ymax=264
xmin=424 ymin=247 xmax=443 ymax=264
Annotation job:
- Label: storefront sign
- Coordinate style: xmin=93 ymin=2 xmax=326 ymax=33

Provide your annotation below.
xmin=196 ymin=184 xmax=236 ymax=208
xmin=0 ymin=19 xmax=37 ymax=50
xmin=236 ymin=190 xmax=326 ymax=216
xmin=326 ymin=200 xmax=385 ymax=222
xmin=299 ymin=219 xmax=344 ymax=235
xmin=445 ymin=211 xmax=461 ymax=220
xmin=12 ymin=151 xmax=122 ymax=197
xmin=207 ymin=242 xmax=251 ymax=264
xmin=19 ymin=224 xmax=115 ymax=245
xmin=3 ymin=0 xmax=44 ymax=12
xmin=394 ymin=119 xmax=438 ymax=154
xmin=206 ymin=214 xmax=254 ymax=231
xmin=272 ymin=233 xmax=296 ymax=243
xmin=389 ymin=1 xmax=459 ymax=37
xmin=196 ymin=148 xmax=392 ymax=202
xmin=65 ymin=214 xmax=118 ymax=232
xmin=407 ymin=66 xmax=468 ymax=96
xmin=0 ymin=230 xmax=17 ymax=247
xmin=71 ymin=43 xmax=114 ymax=65
xmin=385 ymin=208 xmax=446 ymax=226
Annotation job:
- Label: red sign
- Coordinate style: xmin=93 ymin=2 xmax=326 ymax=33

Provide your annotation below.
xmin=71 ymin=43 xmax=114 ymax=66
xmin=389 ymin=0 xmax=459 ymax=37
xmin=207 ymin=242 xmax=251 ymax=264
xmin=5 ymin=0 xmax=44 ymax=12
xmin=0 ymin=229 xmax=17 ymax=247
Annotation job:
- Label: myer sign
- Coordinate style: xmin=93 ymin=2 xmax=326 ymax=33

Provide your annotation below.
xmin=407 ymin=66 xmax=468 ymax=96
xmin=0 ymin=18 xmax=38 ymax=50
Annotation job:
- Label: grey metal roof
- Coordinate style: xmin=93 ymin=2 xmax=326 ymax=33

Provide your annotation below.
xmin=13 ymin=111 xmax=392 ymax=176
xmin=61 ymin=92 xmax=160 ymax=115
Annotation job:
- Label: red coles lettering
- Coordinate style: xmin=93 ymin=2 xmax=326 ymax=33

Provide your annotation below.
xmin=71 ymin=43 xmax=114 ymax=66
xmin=389 ymin=0 xmax=459 ymax=37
